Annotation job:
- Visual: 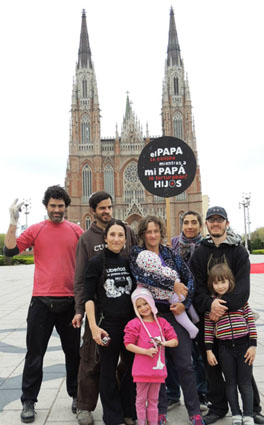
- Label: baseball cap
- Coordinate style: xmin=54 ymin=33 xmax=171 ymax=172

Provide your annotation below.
xmin=206 ymin=206 xmax=228 ymax=220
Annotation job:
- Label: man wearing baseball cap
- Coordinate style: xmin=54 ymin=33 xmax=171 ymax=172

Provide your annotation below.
xmin=190 ymin=207 xmax=264 ymax=425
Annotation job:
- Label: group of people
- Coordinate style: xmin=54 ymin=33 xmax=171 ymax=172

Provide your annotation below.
xmin=4 ymin=186 xmax=263 ymax=425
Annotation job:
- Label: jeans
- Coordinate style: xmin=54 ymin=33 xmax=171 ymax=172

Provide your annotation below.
xmin=165 ymin=338 xmax=207 ymax=401
xmin=165 ymin=351 xmax=181 ymax=401
xmin=218 ymin=338 xmax=253 ymax=417
xmin=136 ymin=382 xmax=160 ymax=422
xmin=21 ymin=297 xmax=80 ymax=403
xmin=158 ymin=312 xmax=200 ymax=416
xmin=192 ymin=339 xmax=208 ymax=395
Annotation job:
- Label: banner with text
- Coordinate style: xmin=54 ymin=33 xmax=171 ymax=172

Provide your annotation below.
xmin=138 ymin=136 xmax=197 ymax=198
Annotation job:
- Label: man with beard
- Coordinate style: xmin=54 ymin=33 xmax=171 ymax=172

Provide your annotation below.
xmin=4 ymin=185 xmax=83 ymax=423
xmin=72 ymin=191 xmax=137 ymax=425
xmin=190 ymin=206 xmax=264 ymax=425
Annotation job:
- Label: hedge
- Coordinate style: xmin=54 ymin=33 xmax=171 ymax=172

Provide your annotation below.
xmin=251 ymin=250 xmax=264 ymax=255
xmin=0 ymin=255 xmax=34 ymax=266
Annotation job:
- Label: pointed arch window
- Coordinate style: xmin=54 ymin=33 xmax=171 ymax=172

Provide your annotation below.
xmin=82 ymin=79 xmax=88 ymax=98
xmin=173 ymin=77 xmax=179 ymax=95
xmin=173 ymin=113 xmax=183 ymax=139
xmin=85 ymin=216 xmax=91 ymax=230
xmin=81 ymin=116 xmax=90 ymax=144
xmin=82 ymin=164 xmax=92 ymax=203
xmin=104 ymin=164 xmax=115 ymax=198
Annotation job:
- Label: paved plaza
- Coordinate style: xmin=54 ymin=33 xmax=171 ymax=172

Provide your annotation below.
xmin=0 ymin=256 xmax=263 ymax=424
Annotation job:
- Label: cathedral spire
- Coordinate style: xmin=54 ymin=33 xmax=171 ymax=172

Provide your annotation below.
xmin=77 ymin=9 xmax=92 ymax=69
xmin=124 ymin=93 xmax=132 ymax=121
xmin=167 ymin=7 xmax=182 ymax=67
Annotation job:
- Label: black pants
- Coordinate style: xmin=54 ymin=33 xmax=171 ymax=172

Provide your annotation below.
xmin=158 ymin=312 xmax=201 ymax=416
xmin=197 ymin=317 xmax=261 ymax=417
xmin=21 ymin=297 xmax=80 ymax=403
xmin=218 ymin=338 xmax=253 ymax=417
xmin=98 ymin=318 xmax=136 ymax=425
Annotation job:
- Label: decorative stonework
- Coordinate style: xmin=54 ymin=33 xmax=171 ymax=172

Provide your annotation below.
xmin=65 ymin=8 xmax=203 ymax=235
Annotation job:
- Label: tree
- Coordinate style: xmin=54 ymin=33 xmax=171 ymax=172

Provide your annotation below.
xmin=0 ymin=234 xmax=5 ymax=255
xmin=250 ymin=227 xmax=264 ymax=251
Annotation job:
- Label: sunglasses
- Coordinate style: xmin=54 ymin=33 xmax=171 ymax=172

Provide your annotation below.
xmin=207 ymin=217 xmax=225 ymax=223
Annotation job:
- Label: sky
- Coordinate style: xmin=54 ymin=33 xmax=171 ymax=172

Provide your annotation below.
xmin=0 ymin=0 xmax=263 ymax=235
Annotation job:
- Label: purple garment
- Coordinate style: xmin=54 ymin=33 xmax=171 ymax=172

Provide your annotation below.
xmin=171 ymin=233 xmax=202 ymax=266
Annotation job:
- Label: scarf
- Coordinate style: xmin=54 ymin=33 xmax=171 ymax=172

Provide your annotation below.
xmin=176 ymin=232 xmax=203 ymax=261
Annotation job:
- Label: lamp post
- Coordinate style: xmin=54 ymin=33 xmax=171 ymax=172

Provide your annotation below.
xmin=23 ymin=199 xmax=31 ymax=229
xmin=239 ymin=193 xmax=251 ymax=251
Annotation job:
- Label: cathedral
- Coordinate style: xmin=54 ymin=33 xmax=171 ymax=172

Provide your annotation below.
xmin=65 ymin=8 xmax=203 ymax=236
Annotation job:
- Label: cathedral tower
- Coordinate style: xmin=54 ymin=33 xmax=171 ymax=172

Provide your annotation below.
xmin=65 ymin=10 xmax=101 ymax=228
xmin=65 ymin=8 xmax=203 ymax=235
xmin=161 ymin=7 xmax=203 ymax=231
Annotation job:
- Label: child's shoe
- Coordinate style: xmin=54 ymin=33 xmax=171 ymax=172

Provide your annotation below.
xmin=243 ymin=416 xmax=254 ymax=425
xmin=189 ymin=414 xmax=205 ymax=425
xmin=232 ymin=415 xmax=243 ymax=425
xmin=158 ymin=414 xmax=167 ymax=424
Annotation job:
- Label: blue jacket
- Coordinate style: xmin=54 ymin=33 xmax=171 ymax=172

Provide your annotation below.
xmin=129 ymin=244 xmax=195 ymax=309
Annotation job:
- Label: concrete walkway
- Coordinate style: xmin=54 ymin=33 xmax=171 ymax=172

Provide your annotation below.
xmin=0 ymin=258 xmax=263 ymax=425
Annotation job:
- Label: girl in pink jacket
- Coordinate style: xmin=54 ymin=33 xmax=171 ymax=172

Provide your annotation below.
xmin=124 ymin=287 xmax=178 ymax=425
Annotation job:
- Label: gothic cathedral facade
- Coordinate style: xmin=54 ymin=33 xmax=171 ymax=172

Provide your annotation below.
xmin=65 ymin=8 xmax=203 ymax=236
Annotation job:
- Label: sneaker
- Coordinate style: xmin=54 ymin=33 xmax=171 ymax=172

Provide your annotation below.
xmin=72 ymin=397 xmax=77 ymax=414
xmin=203 ymin=412 xmax=225 ymax=424
xmin=243 ymin=416 xmax=254 ymax=425
xmin=189 ymin=414 xmax=205 ymax=425
xmin=254 ymin=413 xmax=264 ymax=424
xmin=232 ymin=415 xmax=242 ymax=425
xmin=124 ymin=417 xmax=136 ymax=425
xmin=20 ymin=401 xmax=36 ymax=423
xmin=199 ymin=394 xmax=209 ymax=412
xmin=167 ymin=398 xmax=181 ymax=411
xmin=76 ymin=409 xmax=94 ymax=425
xmin=158 ymin=413 xmax=167 ymax=424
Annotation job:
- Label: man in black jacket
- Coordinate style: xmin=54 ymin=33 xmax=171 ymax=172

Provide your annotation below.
xmin=191 ymin=206 xmax=264 ymax=425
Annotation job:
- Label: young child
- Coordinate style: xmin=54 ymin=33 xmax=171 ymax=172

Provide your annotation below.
xmin=136 ymin=249 xmax=199 ymax=338
xmin=205 ymin=263 xmax=257 ymax=425
xmin=124 ymin=287 xmax=178 ymax=425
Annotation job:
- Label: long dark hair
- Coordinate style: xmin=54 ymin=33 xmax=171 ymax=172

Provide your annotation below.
xmin=101 ymin=219 xmax=127 ymax=281
xmin=104 ymin=219 xmax=127 ymax=240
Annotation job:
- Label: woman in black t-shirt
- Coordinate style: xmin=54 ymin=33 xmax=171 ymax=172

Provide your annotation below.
xmin=85 ymin=219 xmax=136 ymax=425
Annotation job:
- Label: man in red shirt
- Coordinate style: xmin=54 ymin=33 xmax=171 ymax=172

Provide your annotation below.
xmin=4 ymin=185 xmax=83 ymax=424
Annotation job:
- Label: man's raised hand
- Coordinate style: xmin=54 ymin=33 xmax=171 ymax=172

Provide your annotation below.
xmin=9 ymin=199 xmax=24 ymax=226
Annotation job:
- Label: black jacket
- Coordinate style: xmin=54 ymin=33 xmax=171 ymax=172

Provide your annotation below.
xmin=190 ymin=236 xmax=250 ymax=315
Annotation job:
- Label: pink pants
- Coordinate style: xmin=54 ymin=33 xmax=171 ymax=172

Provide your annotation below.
xmin=136 ymin=382 xmax=161 ymax=423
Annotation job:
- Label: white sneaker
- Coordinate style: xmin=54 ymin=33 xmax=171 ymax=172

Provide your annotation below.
xmin=232 ymin=415 xmax=243 ymax=425
xmin=243 ymin=416 xmax=254 ymax=425
xmin=76 ymin=409 xmax=94 ymax=425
